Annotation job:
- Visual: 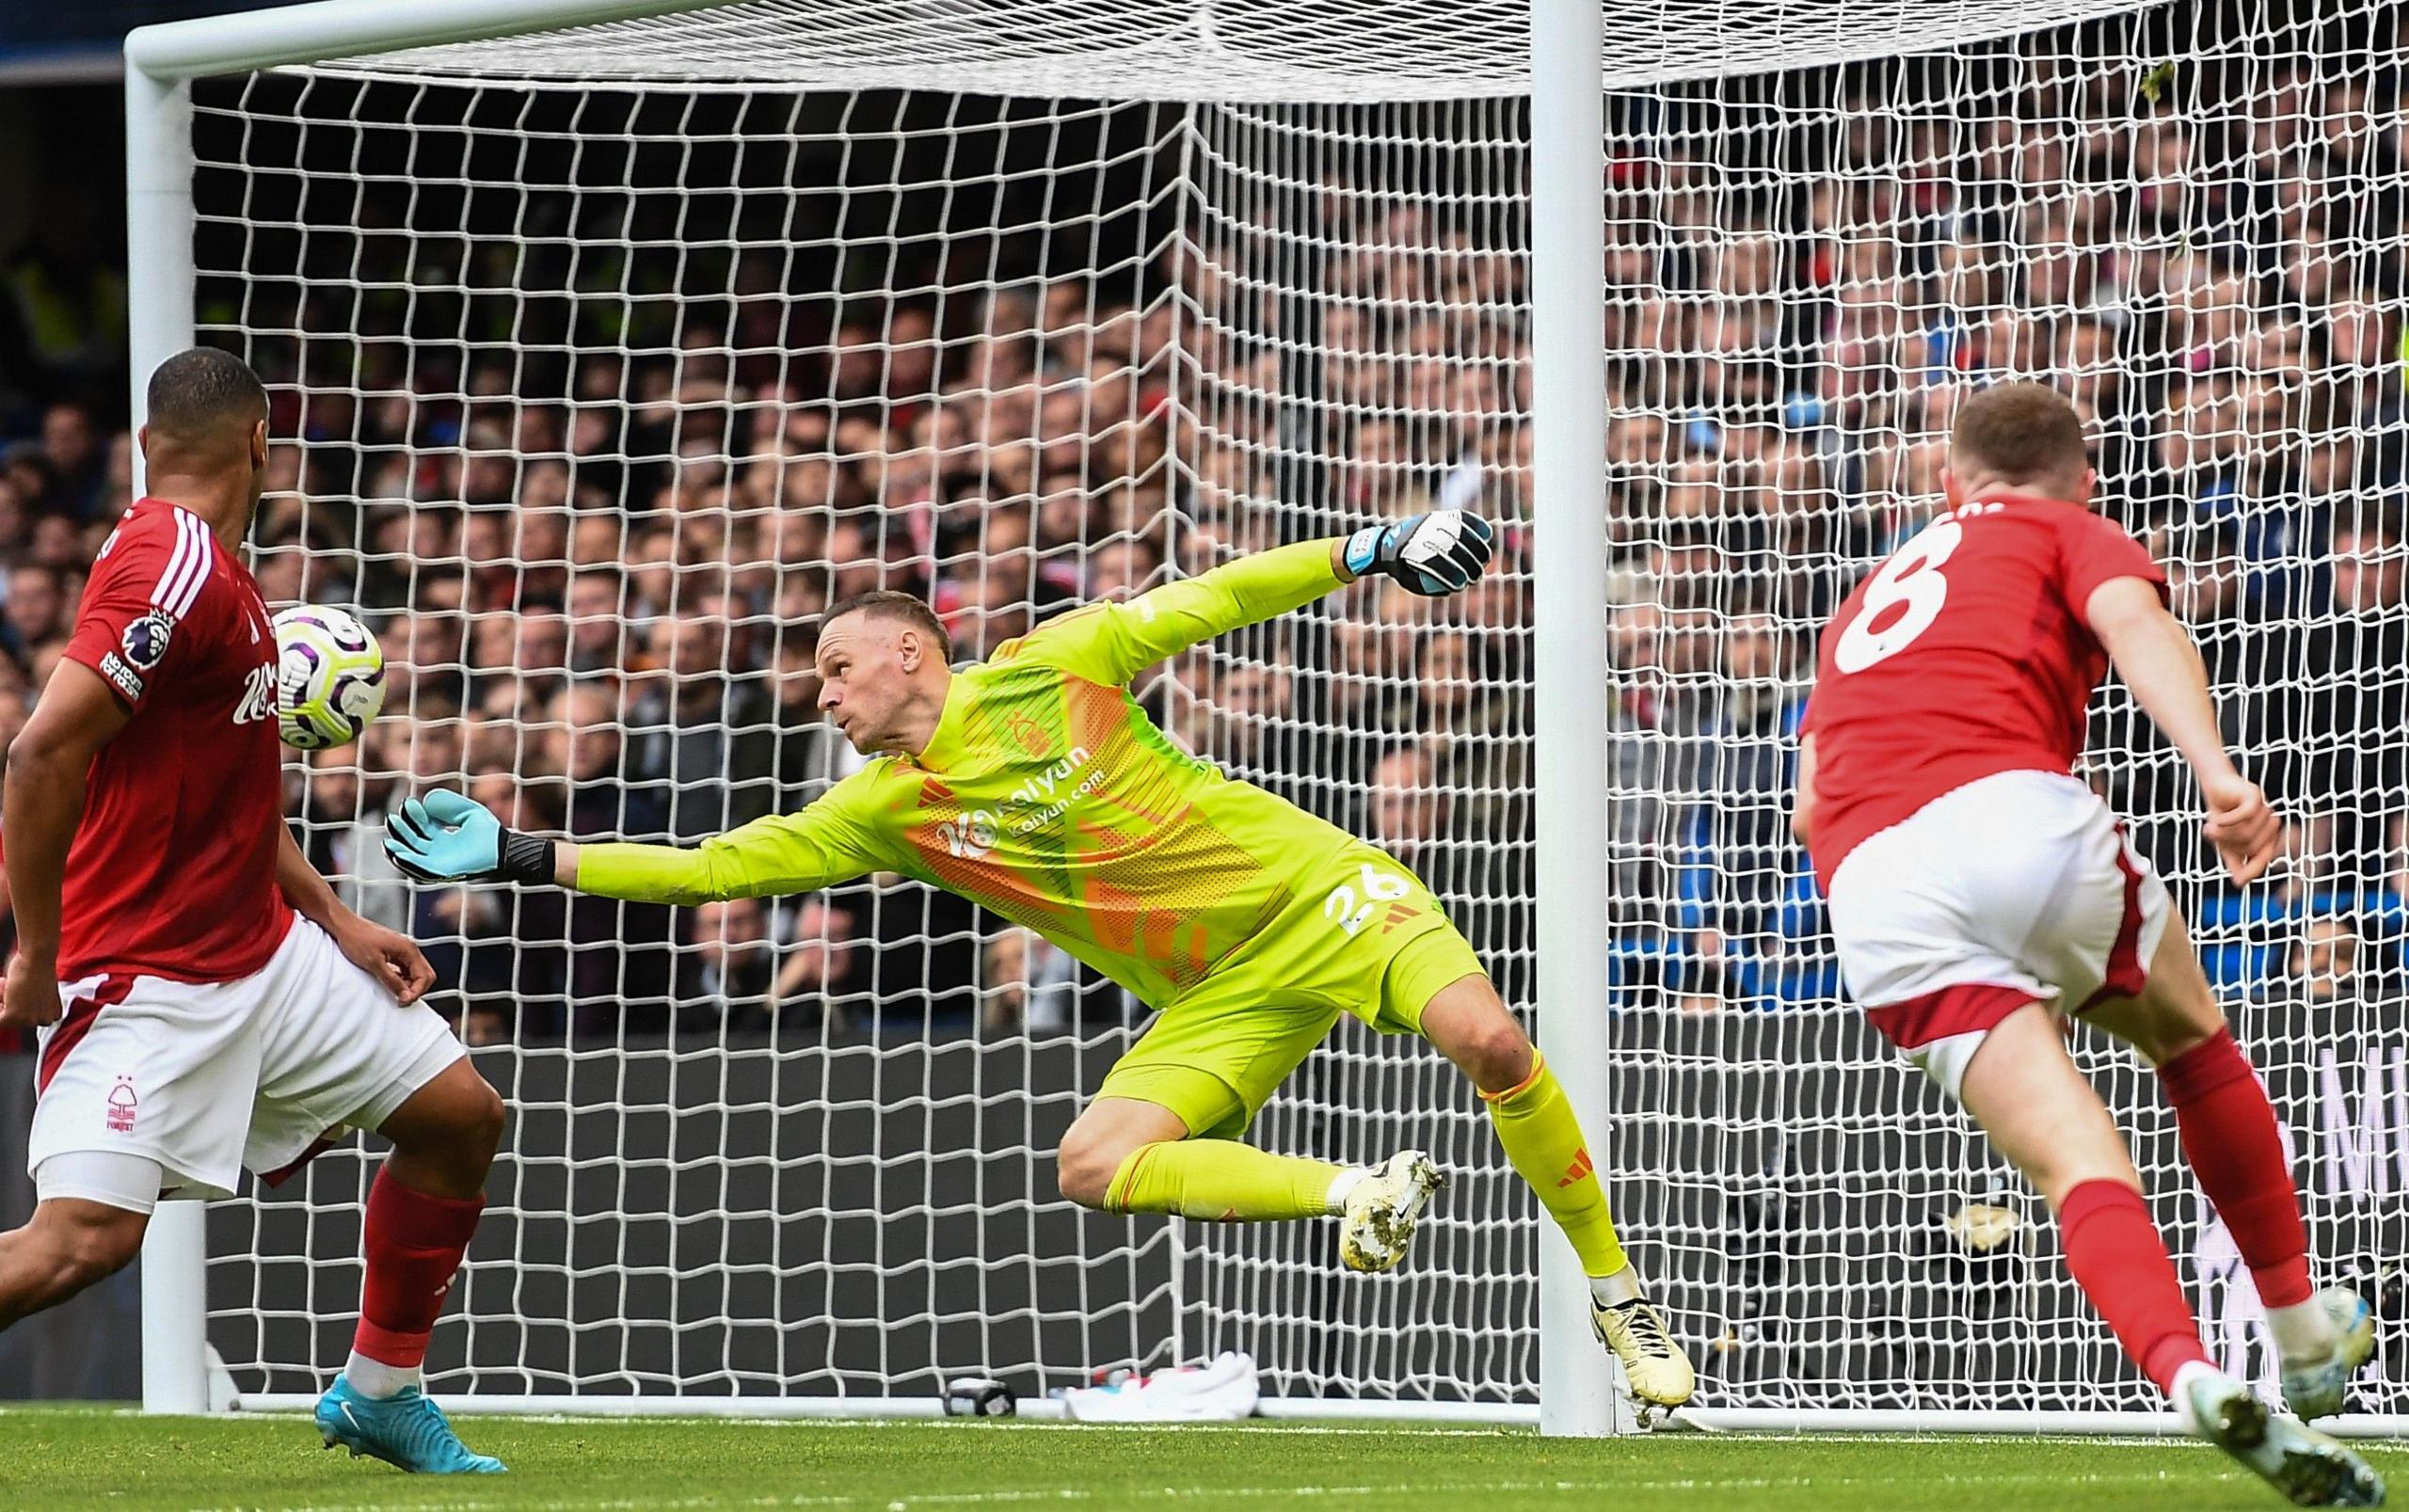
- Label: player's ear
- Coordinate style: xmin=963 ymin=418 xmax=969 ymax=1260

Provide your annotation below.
xmin=897 ymin=630 xmax=920 ymax=673
xmin=1938 ymin=466 xmax=1959 ymax=508
xmin=251 ymin=418 xmax=268 ymax=470
xmin=2074 ymin=467 xmax=2098 ymax=510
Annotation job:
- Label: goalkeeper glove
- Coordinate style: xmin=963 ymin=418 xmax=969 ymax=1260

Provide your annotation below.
xmin=1342 ymin=510 xmax=1496 ymax=597
xmin=385 ymin=789 xmax=556 ymax=885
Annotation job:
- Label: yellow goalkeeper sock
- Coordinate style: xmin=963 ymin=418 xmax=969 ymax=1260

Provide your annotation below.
xmin=1484 ymin=1053 xmax=1630 ymax=1280
xmin=1104 ymin=1140 xmax=1350 ymax=1221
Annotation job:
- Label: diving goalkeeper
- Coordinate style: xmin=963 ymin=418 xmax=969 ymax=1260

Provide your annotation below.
xmin=387 ymin=512 xmax=1694 ymax=1409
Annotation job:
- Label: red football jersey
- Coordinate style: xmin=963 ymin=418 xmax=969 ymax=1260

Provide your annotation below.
xmin=54 ymin=498 xmax=292 ymax=982
xmin=1802 ymin=492 xmax=2166 ymax=887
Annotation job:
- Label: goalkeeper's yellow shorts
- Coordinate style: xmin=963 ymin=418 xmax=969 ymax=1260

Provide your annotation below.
xmin=1093 ymin=840 xmax=1487 ymax=1139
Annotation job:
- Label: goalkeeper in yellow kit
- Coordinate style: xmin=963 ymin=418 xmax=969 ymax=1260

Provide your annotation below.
xmin=386 ymin=512 xmax=1695 ymax=1409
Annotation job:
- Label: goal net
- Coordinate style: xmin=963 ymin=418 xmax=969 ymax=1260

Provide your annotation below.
xmin=157 ymin=0 xmax=2409 ymax=1421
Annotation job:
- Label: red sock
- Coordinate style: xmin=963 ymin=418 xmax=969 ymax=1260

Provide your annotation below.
xmin=354 ymin=1169 xmax=485 ymax=1369
xmin=2159 ymin=1027 xmax=2312 ymax=1309
xmin=2059 ymin=1180 xmax=2211 ymax=1394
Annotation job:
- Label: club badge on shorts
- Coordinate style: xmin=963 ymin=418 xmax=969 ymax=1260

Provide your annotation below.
xmin=105 ymin=1076 xmax=138 ymax=1134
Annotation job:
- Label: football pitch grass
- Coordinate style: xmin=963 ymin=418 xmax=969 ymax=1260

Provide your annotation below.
xmin=2 ymin=1408 xmax=2400 ymax=1510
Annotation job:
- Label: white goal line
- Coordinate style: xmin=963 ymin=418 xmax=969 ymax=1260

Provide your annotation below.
xmin=231 ymin=1394 xmax=2409 ymax=1438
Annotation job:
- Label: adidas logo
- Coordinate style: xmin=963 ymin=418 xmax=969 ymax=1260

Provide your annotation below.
xmin=1556 ymin=1148 xmax=1595 ymax=1188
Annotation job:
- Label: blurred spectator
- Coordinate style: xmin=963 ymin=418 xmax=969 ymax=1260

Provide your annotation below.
xmin=414 ymin=773 xmax=566 ymax=1044
xmin=3 ymin=564 xmax=64 ymax=660
xmin=0 ymin=193 xmax=127 ymax=406
xmin=629 ymin=611 xmax=776 ymax=840
xmin=2277 ymin=915 xmax=2376 ymax=1007
xmin=298 ymin=740 xmax=410 ymax=934
xmin=772 ymin=897 xmax=869 ymax=1031
xmin=981 ymin=928 xmax=1080 ymax=1034
xmin=681 ymin=897 xmax=778 ymax=1032
xmin=2300 ymin=502 xmax=2409 ymax=895
xmin=39 ymin=403 xmax=104 ymax=519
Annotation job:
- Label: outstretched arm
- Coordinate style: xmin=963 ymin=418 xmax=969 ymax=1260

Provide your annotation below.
xmin=567 ymin=808 xmax=876 ymax=905
xmin=2084 ymin=575 xmax=2277 ymax=883
xmin=388 ymin=784 xmax=882 ymax=906
xmin=1014 ymin=514 xmax=1495 ymax=685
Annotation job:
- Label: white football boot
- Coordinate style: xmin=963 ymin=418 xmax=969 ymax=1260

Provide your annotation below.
xmin=2283 ymin=1288 xmax=2379 ymax=1423
xmin=1337 ymin=1151 xmax=1444 ymax=1273
xmin=1591 ymin=1296 xmax=1697 ymax=1416
xmin=2178 ymin=1365 xmax=2385 ymax=1507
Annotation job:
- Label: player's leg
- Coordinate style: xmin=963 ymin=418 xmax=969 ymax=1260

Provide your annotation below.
xmin=248 ymin=917 xmax=505 ymax=1474
xmin=1412 ymin=964 xmax=1694 ymax=1409
xmin=311 ymin=1058 xmax=505 ymax=1475
xmin=8 ymin=974 xmax=259 ymax=1327
xmin=1957 ymin=999 xmax=2215 ymax=1385
xmin=343 ymin=1060 xmax=505 ymax=1398
xmin=1962 ymin=1000 xmax=2380 ymax=1504
xmin=0 ymin=1156 xmax=155 ymax=1328
xmin=1058 ymin=1088 xmax=1354 ymax=1220
xmin=2083 ymin=907 xmax=2371 ymax=1418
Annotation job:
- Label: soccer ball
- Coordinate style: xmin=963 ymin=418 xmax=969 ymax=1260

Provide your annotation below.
xmin=273 ymin=605 xmax=386 ymax=751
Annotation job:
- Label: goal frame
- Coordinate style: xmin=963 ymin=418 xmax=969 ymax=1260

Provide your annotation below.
xmin=123 ymin=0 xmax=2392 ymax=1443
xmin=120 ymin=0 xmax=1625 ymax=1432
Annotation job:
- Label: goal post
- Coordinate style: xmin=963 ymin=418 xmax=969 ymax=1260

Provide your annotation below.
xmin=1526 ymin=0 xmax=1620 ymax=1440
xmin=121 ymin=0 xmax=2409 ymax=1437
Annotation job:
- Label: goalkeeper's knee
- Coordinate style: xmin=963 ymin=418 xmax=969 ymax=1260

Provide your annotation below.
xmin=1055 ymin=1130 xmax=1131 ymax=1210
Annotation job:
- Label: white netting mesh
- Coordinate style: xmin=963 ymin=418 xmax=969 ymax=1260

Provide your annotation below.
xmin=314 ymin=0 xmax=2149 ymax=100
xmin=181 ymin=0 xmax=2409 ymax=1413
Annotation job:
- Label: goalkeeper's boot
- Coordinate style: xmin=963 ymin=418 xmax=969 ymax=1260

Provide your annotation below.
xmin=1337 ymin=1150 xmax=1444 ymax=1274
xmin=1591 ymin=1296 xmax=1697 ymax=1414
xmin=2283 ymin=1288 xmax=2378 ymax=1423
xmin=2179 ymin=1366 xmax=2384 ymax=1507
xmin=316 ymin=1377 xmax=507 ymax=1475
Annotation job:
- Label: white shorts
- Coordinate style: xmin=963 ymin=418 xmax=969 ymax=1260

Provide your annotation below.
xmin=1826 ymin=768 xmax=2172 ymax=1100
xmin=28 ymin=915 xmax=465 ymax=1207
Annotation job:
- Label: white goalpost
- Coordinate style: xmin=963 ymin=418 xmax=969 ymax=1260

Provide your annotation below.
xmin=122 ymin=0 xmax=2409 ymax=1438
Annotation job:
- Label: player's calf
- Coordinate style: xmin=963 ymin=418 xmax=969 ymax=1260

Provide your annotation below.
xmin=329 ymin=1061 xmax=504 ymax=1434
xmin=1420 ymin=976 xmax=1696 ymax=1408
xmin=0 ymin=1195 xmax=148 ymax=1329
xmin=2092 ymin=913 xmax=2368 ymax=1410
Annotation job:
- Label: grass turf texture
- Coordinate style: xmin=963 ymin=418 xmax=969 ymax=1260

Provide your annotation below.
xmin=1 ymin=1409 xmax=2400 ymax=1510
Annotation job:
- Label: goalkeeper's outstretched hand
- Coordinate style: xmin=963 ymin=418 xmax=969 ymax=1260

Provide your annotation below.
xmin=386 ymin=788 xmax=556 ymax=885
xmin=1342 ymin=510 xmax=1495 ymax=597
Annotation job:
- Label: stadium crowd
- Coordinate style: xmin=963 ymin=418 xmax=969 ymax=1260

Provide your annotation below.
xmin=0 ymin=58 xmax=2404 ymax=1042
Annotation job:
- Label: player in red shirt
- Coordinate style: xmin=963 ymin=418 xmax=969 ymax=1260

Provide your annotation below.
xmin=0 ymin=349 xmax=507 ymax=1475
xmin=1797 ymin=384 xmax=2379 ymax=1505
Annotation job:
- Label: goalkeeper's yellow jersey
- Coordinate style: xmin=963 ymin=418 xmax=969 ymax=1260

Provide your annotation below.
xmin=573 ymin=541 xmax=1380 ymax=1010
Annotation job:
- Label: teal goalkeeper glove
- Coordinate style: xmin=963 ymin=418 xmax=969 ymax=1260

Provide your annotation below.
xmin=1342 ymin=510 xmax=1496 ymax=597
xmin=386 ymin=789 xmax=556 ymax=885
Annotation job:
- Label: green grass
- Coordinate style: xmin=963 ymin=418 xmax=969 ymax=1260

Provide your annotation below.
xmin=0 ymin=1409 xmax=2398 ymax=1511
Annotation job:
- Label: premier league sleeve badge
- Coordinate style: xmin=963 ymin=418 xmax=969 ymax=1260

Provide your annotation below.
xmin=121 ymin=609 xmax=175 ymax=671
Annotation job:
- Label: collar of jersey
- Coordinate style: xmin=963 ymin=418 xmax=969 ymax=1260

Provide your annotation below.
xmin=902 ymin=667 xmax=969 ymax=772
xmin=1964 ymin=489 xmax=2081 ymax=511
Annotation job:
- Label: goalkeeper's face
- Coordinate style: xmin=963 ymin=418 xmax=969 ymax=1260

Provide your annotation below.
xmin=815 ymin=610 xmax=947 ymax=756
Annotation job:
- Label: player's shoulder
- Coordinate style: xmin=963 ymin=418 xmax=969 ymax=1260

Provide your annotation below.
xmin=989 ymin=602 xmax=1121 ymax=676
xmin=997 ymin=601 xmax=1113 ymax=656
xmin=1986 ymin=493 xmax=2133 ymax=548
xmin=89 ymin=500 xmax=222 ymax=617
